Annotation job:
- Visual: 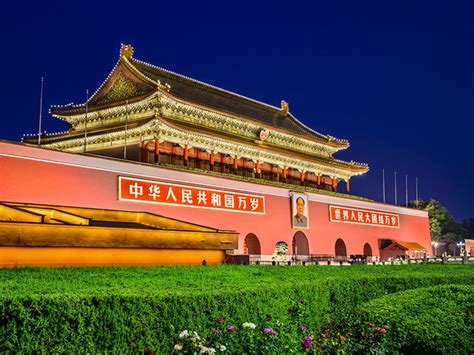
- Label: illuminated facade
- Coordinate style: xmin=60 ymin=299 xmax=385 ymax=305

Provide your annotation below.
xmin=2 ymin=44 xmax=431 ymax=266
xmin=25 ymin=44 xmax=368 ymax=192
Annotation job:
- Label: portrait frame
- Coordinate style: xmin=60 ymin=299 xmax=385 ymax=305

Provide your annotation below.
xmin=290 ymin=191 xmax=309 ymax=229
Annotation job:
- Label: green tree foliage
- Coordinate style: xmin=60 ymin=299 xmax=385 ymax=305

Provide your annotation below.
xmin=462 ymin=217 xmax=474 ymax=238
xmin=410 ymin=199 xmax=463 ymax=242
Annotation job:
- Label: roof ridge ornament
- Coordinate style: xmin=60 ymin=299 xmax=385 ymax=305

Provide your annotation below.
xmin=281 ymin=100 xmax=289 ymax=114
xmin=120 ymin=43 xmax=134 ymax=59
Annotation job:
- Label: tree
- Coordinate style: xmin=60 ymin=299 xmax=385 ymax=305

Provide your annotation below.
xmin=423 ymin=199 xmax=463 ymax=243
xmin=462 ymin=218 xmax=474 ymax=238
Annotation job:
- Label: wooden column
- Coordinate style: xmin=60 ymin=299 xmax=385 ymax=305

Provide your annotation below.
xmin=317 ymin=174 xmax=321 ymax=187
xmin=183 ymin=145 xmax=189 ymax=167
xmin=154 ymin=138 xmax=160 ymax=164
xmin=144 ymin=141 xmax=149 ymax=163
xmin=221 ymin=153 xmax=225 ymax=173
xmin=346 ymin=179 xmax=350 ymax=193
xmin=171 ymin=144 xmax=176 ymax=165
xmin=283 ymin=167 xmax=288 ymax=182
xmin=233 ymin=155 xmax=239 ymax=175
xmin=255 ymin=160 xmax=261 ymax=179
xmin=139 ymin=141 xmax=144 ymax=162
xmin=196 ymin=149 xmax=201 ymax=170
xmin=300 ymin=171 xmax=306 ymax=186
xmin=210 ymin=151 xmax=215 ymax=171
xmin=332 ymin=177 xmax=338 ymax=192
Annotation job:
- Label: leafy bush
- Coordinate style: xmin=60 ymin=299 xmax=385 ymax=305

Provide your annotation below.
xmin=355 ymin=284 xmax=474 ymax=354
xmin=0 ymin=265 xmax=472 ymax=352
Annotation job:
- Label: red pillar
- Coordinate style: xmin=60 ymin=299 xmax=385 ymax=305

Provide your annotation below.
xmin=183 ymin=145 xmax=189 ymax=167
xmin=233 ymin=155 xmax=239 ymax=174
xmin=346 ymin=179 xmax=350 ymax=193
xmin=300 ymin=171 xmax=306 ymax=187
xmin=154 ymin=138 xmax=160 ymax=164
xmin=221 ymin=153 xmax=225 ymax=173
xmin=317 ymin=174 xmax=321 ymax=187
xmin=210 ymin=151 xmax=215 ymax=171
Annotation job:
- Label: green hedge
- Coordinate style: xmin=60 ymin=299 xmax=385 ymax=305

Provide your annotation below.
xmin=355 ymin=284 xmax=474 ymax=354
xmin=0 ymin=265 xmax=472 ymax=352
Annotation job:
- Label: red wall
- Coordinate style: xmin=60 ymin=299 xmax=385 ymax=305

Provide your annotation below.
xmin=0 ymin=141 xmax=432 ymax=258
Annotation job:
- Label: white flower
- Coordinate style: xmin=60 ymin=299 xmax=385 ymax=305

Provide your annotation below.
xmin=219 ymin=344 xmax=227 ymax=352
xmin=199 ymin=346 xmax=216 ymax=354
xmin=192 ymin=331 xmax=201 ymax=340
xmin=174 ymin=343 xmax=183 ymax=351
xmin=242 ymin=322 xmax=256 ymax=330
xmin=179 ymin=330 xmax=189 ymax=339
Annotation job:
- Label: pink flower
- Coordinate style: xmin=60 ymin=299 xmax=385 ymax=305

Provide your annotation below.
xmin=212 ymin=328 xmax=223 ymax=336
xmin=340 ymin=335 xmax=347 ymax=343
xmin=263 ymin=327 xmax=279 ymax=335
xmin=380 ymin=328 xmax=387 ymax=334
xmin=298 ymin=325 xmax=307 ymax=332
xmin=383 ymin=325 xmax=389 ymax=330
xmin=215 ymin=317 xmax=224 ymax=324
xmin=375 ymin=327 xmax=381 ymax=332
xmin=226 ymin=325 xmax=235 ymax=332
xmin=369 ymin=323 xmax=375 ymax=328
xmin=301 ymin=336 xmax=312 ymax=349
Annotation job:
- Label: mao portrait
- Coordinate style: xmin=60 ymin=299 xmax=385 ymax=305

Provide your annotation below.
xmin=291 ymin=192 xmax=309 ymax=229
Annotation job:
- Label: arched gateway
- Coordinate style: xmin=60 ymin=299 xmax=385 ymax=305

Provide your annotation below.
xmin=335 ymin=238 xmax=347 ymax=260
xmin=363 ymin=242 xmax=373 ymax=262
xmin=243 ymin=233 xmax=261 ymax=255
xmin=292 ymin=231 xmax=309 ymax=259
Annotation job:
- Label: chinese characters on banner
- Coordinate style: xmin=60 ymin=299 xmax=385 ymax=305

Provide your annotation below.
xmin=329 ymin=205 xmax=400 ymax=228
xmin=119 ymin=176 xmax=265 ymax=214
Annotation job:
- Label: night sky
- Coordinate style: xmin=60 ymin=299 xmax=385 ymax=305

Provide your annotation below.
xmin=0 ymin=1 xmax=472 ymax=221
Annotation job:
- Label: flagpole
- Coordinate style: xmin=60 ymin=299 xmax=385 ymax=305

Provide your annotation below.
xmin=416 ymin=177 xmax=419 ymax=208
xmin=394 ymin=171 xmax=397 ymax=205
xmin=38 ymin=77 xmax=44 ymax=146
xmin=405 ymin=174 xmax=408 ymax=207
xmin=382 ymin=168 xmax=386 ymax=203
xmin=84 ymin=89 xmax=89 ymax=153
xmin=124 ymin=100 xmax=128 ymax=160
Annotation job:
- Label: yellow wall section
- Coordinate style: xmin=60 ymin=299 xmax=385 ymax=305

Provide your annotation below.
xmin=0 ymin=247 xmax=225 ymax=267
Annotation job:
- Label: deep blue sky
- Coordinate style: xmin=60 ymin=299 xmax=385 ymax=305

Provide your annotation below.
xmin=0 ymin=1 xmax=472 ymax=221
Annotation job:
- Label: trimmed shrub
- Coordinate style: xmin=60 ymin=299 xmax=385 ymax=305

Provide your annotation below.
xmin=0 ymin=265 xmax=472 ymax=352
xmin=356 ymin=284 xmax=474 ymax=354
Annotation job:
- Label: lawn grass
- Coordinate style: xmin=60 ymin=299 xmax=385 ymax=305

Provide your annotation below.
xmin=2 ymin=264 xmax=472 ymax=297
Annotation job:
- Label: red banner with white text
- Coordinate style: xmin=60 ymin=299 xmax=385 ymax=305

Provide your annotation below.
xmin=329 ymin=205 xmax=399 ymax=228
xmin=119 ymin=176 xmax=265 ymax=214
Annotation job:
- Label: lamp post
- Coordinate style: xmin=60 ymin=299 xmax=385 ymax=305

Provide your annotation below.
xmin=431 ymin=241 xmax=439 ymax=256
xmin=456 ymin=241 xmax=465 ymax=256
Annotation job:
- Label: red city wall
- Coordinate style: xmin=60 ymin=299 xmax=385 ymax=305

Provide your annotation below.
xmin=0 ymin=141 xmax=431 ymax=259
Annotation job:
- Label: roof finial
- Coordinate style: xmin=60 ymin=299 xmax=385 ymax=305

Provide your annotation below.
xmin=281 ymin=100 xmax=289 ymax=114
xmin=120 ymin=43 xmax=134 ymax=59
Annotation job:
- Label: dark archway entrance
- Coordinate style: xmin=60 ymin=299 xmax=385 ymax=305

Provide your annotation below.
xmin=363 ymin=243 xmax=372 ymax=257
xmin=292 ymin=231 xmax=309 ymax=259
xmin=335 ymin=238 xmax=347 ymax=260
xmin=243 ymin=233 xmax=261 ymax=255
xmin=363 ymin=242 xmax=373 ymax=262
